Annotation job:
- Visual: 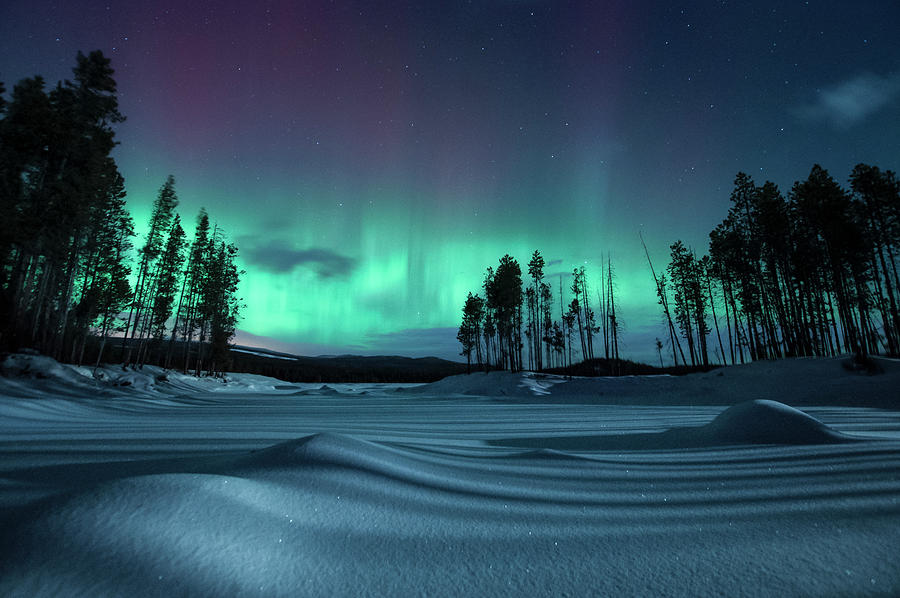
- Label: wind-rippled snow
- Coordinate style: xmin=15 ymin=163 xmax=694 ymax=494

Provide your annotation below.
xmin=1 ymin=355 xmax=899 ymax=597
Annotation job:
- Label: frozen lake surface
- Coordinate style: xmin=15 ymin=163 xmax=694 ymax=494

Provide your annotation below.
xmin=1 ymin=354 xmax=899 ymax=596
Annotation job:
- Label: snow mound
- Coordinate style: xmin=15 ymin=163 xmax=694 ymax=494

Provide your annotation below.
xmin=101 ymin=369 xmax=161 ymax=391
xmin=1 ymin=353 xmax=168 ymax=396
xmin=240 ymin=435 xmax=524 ymax=497
xmin=245 ymin=433 xmax=395 ymax=470
xmin=1 ymin=353 xmax=85 ymax=382
xmin=291 ymin=384 xmax=343 ymax=396
xmin=411 ymin=371 xmax=567 ymax=397
xmin=495 ymin=400 xmax=859 ymax=451
xmin=239 ymin=434 xmax=472 ymax=490
xmin=704 ymin=399 xmax=850 ymax=445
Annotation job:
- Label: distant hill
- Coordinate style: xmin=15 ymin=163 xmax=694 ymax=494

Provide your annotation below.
xmin=228 ymin=346 xmax=469 ymax=383
xmin=65 ymin=337 xmax=710 ymax=384
xmin=544 ymin=357 xmax=718 ymax=377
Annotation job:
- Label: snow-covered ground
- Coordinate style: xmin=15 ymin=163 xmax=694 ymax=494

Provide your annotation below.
xmin=1 ymin=354 xmax=899 ymax=597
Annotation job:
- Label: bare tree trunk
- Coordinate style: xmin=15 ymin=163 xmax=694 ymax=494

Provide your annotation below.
xmin=640 ymin=232 xmax=685 ymax=366
xmin=707 ymin=274 xmax=726 ymax=365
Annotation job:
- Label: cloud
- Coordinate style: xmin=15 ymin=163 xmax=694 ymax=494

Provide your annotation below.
xmin=240 ymin=239 xmax=356 ymax=279
xmin=797 ymin=72 xmax=900 ymax=128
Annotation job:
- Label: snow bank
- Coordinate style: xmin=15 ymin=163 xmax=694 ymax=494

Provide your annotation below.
xmin=414 ymin=357 xmax=900 ymax=409
xmin=1 ymin=353 xmax=83 ymax=381
xmin=0 ymin=353 xmax=293 ymax=398
xmin=408 ymin=370 xmax=568 ymax=397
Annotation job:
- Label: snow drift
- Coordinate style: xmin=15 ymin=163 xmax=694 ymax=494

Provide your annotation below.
xmin=704 ymin=398 xmax=852 ymax=444
xmin=1 ymin=353 xmax=899 ymax=597
xmin=414 ymin=356 xmax=900 ymax=409
xmin=496 ymin=399 xmax=859 ymax=451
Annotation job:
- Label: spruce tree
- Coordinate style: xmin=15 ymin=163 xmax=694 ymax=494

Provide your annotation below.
xmin=150 ymin=214 xmax=186 ymax=342
xmin=569 ymin=268 xmax=586 ymax=361
xmin=850 ymin=164 xmax=900 ymax=356
xmin=488 ymin=255 xmax=523 ymax=371
xmin=457 ymin=292 xmax=485 ymax=373
xmin=527 ymin=250 xmax=545 ymax=370
xmin=169 ymin=208 xmax=210 ymax=369
xmin=202 ymin=236 xmax=243 ymax=376
xmin=0 ymin=51 xmax=128 ymax=357
xmin=123 ymin=175 xmax=178 ymax=362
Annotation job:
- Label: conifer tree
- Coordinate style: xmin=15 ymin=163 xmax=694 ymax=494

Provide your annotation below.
xmin=150 ymin=214 xmax=186 ymax=342
xmin=208 ymin=240 xmax=242 ymax=375
xmin=606 ymin=259 xmax=620 ymax=367
xmin=580 ymin=267 xmax=596 ymax=361
xmin=0 ymin=54 xmax=252 ymax=372
xmin=90 ymin=186 xmax=134 ymax=367
xmin=668 ymin=241 xmax=710 ymax=366
xmin=527 ymin=250 xmax=545 ymax=370
xmin=486 ymin=255 xmax=524 ymax=371
xmin=570 ymin=268 xmax=587 ymax=361
xmin=122 ymin=175 xmax=178 ymax=362
xmin=169 ymin=208 xmax=210 ymax=369
xmin=540 ymin=281 xmax=553 ymax=367
xmin=73 ymin=169 xmax=133 ymax=365
xmin=457 ymin=292 xmax=485 ymax=373
xmin=482 ymin=267 xmax=496 ymax=370
xmin=850 ymin=164 xmax=900 ymax=356
xmin=791 ymin=165 xmax=866 ymax=356
xmin=524 ymin=286 xmax=536 ymax=370
xmin=551 ymin=320 xmax=565 ymax=367
xmin=0 ymin=51 xmax=128 ymax=357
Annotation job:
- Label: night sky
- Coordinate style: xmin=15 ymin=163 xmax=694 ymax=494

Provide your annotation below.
xmin=2 ymin=1 xmax=898 ymax=363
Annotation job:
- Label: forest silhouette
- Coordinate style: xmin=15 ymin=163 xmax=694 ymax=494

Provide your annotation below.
xmin=0 ymin=51 xmax=242 ymax=376
xmin=460 ymin=164 xmax=900 ymax=373
xmin=2 ymin=51 xmax=898 ymax=380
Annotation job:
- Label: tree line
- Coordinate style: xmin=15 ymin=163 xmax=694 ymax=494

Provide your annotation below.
xmin=651 ymin=164 xmax=900 ymax=367
xmin=0 ymin=51 xmax=243 ymax=376
xmin=457 ymin=250 xmax=621 ymax=372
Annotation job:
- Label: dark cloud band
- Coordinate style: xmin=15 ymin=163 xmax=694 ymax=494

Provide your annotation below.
xmin=241 ymin=240 xmax=356 ymax=279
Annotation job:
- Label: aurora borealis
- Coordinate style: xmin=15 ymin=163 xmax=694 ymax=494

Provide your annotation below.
xmin=2 ymin=2 xmax=899 ymax=362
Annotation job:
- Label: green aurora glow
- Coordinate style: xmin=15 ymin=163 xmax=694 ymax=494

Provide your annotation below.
xmin=122 ymin=162 xmax=661 ymax=359
xmin=3 ymin=1 xmax=898 ymax=362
